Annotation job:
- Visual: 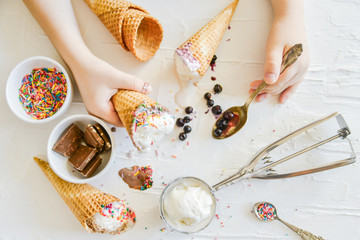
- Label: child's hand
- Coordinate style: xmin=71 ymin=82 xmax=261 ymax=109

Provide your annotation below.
xmin=72 ymin=54 xmax=152 ymax=126
xmin=250 ymin=0 xmax=310 ymax=103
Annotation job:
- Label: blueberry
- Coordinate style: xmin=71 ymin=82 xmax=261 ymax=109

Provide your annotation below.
xmin=176 ymin=118 xmax=184 ymax=127
xmin=211 ymin=105 xmax=222 ymax=115
xmin=185 ymin=106 xmax=193 ymax=114
xmin=184 ymin=125 xmax=192 ymax=134
xmin=204 ymin=92 xmax=212 ymax=100
xmin=207 ymin=99 xmax=214 ymax=107
xmin=223 ymin=110 xmax=234 ymax=121
xmin=183 ymin=116 xmax=191 ymax=123
xmin=179 ymin=132 xmax=187 ymax=141
xmin=214 ymin=84 xmax=223 ymax=94
xmin=216 ymin=119 xmax=229 ymax=130
xmin=210 ymin=55 xmax=217 ymax=65
xmin=213 ymin=128 xmax=222 ymax=137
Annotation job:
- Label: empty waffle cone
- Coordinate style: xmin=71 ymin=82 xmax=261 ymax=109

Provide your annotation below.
xmin=111 ymin=90 xmax=156 ymax=150
xmin=84 ymin=0 xmax=163 ymax=61
xmin=123 ymin=9 xmax=163 ymax=61
xmin=176 ymin=0 xmax=239 ymax=76
xmin=34 ymin=157 xmax=136 ymax=234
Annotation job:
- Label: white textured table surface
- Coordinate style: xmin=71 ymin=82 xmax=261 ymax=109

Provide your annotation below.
xmin=1 ymin=0 xmax=360 ymax=239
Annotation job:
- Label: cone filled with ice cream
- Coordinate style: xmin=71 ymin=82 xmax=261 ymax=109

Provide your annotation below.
xmin=112 ymin=90 xmax=175 ymax=151
xmin=175 ymin=0 xmax=239 ymax=78
xmin=34 ymin=157 xmax=136 ymax=234
xmin=84 ymin=0 xmax=163 ymax=61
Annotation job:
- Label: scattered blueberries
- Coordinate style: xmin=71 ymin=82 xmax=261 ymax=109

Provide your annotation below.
xmin=183 ymin=116 xmax=191 ymax=123
xmin=214 ymin=84 xmax=223 ymax=94
xmin=185 ymin=106 xmax=193 ymax=114
xmin=176 ymin=118 xmax=184 ymax=127
xmin=184 ymin=125 xmax=192 ymax=134
xmin=204 ymin=92 xmax=212 ymax=100
xmin=176 ymin=107 xmax=194 ymax=141
xmin=213 ymin=128 xmax=223 ymax=137
xmin=207 ymin=99 xmax=214 ymax=107
xmin=179 ymin=132 xmax=187 ymax=141
xmin=211 ymin=105 xmax=222 ymax=115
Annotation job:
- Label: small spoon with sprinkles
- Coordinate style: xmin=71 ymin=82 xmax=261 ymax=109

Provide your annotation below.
xmin=253 ymin=202 xmax=325 ymax=240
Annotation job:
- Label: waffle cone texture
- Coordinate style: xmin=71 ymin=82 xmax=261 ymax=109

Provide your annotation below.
xmin=112 ymin=90 xmax=156 ymax=150
xmin=34 ymin=157 xmax=136 ymax=234
xmin=84 ymin=0 xmax=163 ymax=61
xmin=177 ymin=0 xmax=239 ymax=76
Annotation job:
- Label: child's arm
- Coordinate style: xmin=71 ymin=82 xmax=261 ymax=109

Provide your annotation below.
xmin=23 ymin=0 xmax=151 ymax=126
xmin=250 ymin=0 xmax=310 ymax=103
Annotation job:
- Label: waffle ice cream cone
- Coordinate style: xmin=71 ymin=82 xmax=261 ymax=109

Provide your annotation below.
xmin=84 ymin=0 xmax=163 ymax=61
xmin=34 ymin=157 xmax=136 ymax=234
xmin=175 ymin=0 xmax=239 ymax=76
xmin=112 ymin=90 xmax=175 ymax=151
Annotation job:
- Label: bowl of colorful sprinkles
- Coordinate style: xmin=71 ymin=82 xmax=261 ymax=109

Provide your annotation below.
xmin=6 ymin=56 xmax=72 ymax=123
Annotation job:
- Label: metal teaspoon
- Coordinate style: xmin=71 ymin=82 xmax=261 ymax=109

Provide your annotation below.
xmin=253 ymin=202 xmax=325 ymax=240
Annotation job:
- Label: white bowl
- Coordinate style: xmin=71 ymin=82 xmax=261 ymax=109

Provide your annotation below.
xmin=6 ymin=56 xmax=73 ymax=124
xmin=47 ymin=114 xmax=115 ymax=184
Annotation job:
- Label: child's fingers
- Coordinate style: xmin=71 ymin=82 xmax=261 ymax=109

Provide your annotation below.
xmin=264 ymin=41 xmax=283 ymax=85
xmin=249 ymin=80 xmax=264 ymax=89
xmin=265 ymin=64 xmax=298 ymax=95
xmin=116 ymin=72 xmax=153 ymax=94
xmin=248 ymin=89 xmax=269 ymax=102
xmin=278 ymin=75 xmax=305 ymax=103
xmin=88 ymin=101 xmax=123 ymax=127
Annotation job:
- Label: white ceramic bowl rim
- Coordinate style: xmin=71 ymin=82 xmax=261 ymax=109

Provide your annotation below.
xmin=5 ymin=56 xmax=73 ymax=124
xmin=47 ymin=114 xmax=115 ymax=184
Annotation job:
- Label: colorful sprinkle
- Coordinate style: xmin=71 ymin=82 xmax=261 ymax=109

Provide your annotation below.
xmin=131 ymin=102 xmax=174 ymax=133
xmin=18 ymin=67 xmax=67 ymax=119
xmin=98 ymin=201 xmax=136 ymax=223
xmin=256 ymin=203 xmax=276 ymax=221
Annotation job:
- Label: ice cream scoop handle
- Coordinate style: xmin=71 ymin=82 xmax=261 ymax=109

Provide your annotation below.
xmin=277 ymin=218 xmax=325 ymax=240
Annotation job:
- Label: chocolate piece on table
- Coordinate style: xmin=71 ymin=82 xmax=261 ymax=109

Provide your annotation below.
xmin=118 ymin=166 xmax=153 ymax=190
xmin=68 ymin=145 xmax=97 ymax=171
xmin=80 ymin=155 xmax=102 ymax=177
xmin=52 ymin=123 xmax=83 ymax=157
xmin=93 ymin=123 xmax=112 ymax=152
xmin=84 ymin=124 xmax=104 ymax=152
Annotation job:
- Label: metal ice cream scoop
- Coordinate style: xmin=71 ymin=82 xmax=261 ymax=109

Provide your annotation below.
xmin=253 ymin=202 xmax=325 ymax=240
xmin=212 ymin=43 xmax=303 ymax=139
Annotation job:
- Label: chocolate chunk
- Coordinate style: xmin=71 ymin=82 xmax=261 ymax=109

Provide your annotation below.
xmin=68 ymin=145 xmax=97 ymax=171
xmin=93 ymin=123 xmax=112 ymax=152
xmin=118 ymin=166 xmax=153 ymax=191
xmin=84 ymin=124 xmax=104 ymax=152
xmin=52 ymin=123 xmax=83 ymax=157
xmin=80 ymin=155 xmax=102 ymax=177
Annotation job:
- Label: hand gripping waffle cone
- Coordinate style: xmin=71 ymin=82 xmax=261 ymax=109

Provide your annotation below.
xmin=84 ymin=0 xmax=163 ymax=61
xmin=175 ymin=0 xmax=239 ymax=76
xmin=34 ymin=157 xmax=136 ymax=234
xmin=112 ymin=90 xmax=175 ymax=151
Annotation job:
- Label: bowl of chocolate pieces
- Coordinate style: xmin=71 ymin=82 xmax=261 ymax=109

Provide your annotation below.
xmin=47 ymin=114 xmax=114 ymax=183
